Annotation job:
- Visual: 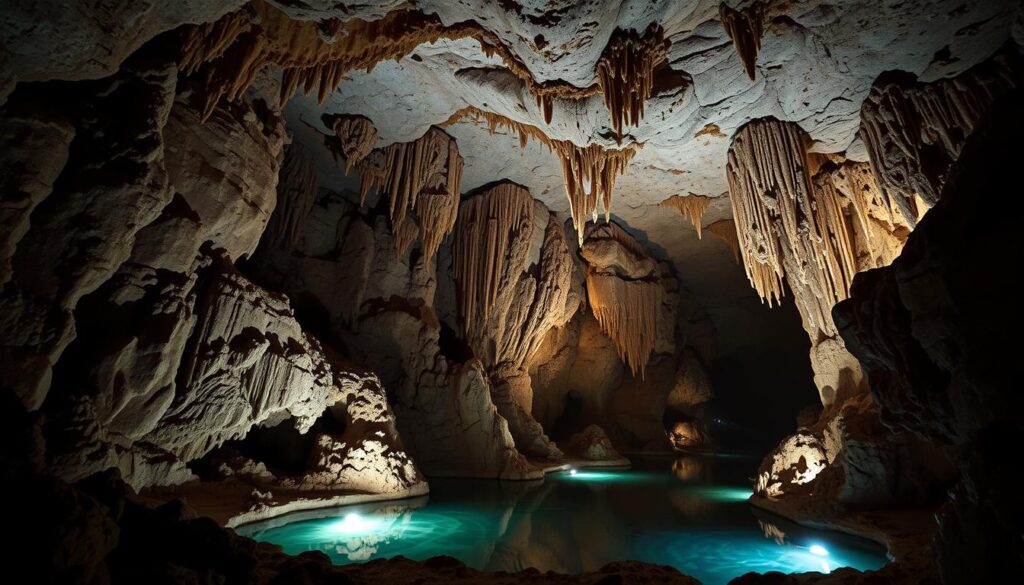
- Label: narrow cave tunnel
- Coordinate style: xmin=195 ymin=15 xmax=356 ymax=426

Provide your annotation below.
xmin=1 ymin=1 xmax=1021 ymax=584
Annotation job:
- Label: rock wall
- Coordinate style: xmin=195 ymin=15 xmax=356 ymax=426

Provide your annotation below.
xmin=835 ymin=87 xmax=1024 ymax=583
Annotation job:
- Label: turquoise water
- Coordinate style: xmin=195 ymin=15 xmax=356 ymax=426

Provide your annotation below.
xmin=237 ymin=455 xmax=887 ymax=584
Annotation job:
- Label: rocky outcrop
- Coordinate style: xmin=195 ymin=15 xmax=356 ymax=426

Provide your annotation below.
xmin=565 ymin=424 xmax=624 ymax=462
xmin=836 ymin=89 xmax=1024 ymax=582
xmin=250 ymin=167 xmax=544 ymax=478
xmin=0 ymin=49 xmax=179 ymax=410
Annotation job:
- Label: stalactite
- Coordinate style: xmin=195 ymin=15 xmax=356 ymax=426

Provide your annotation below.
xmin=323 ymin=114 xmax=378 ymax=172
xmin=859 ymin=55 xmax=1019 ymax=225
xmin=582 ymin=224 xmax=662 ymax=378
xmin=726 ymin=118 xmax=910 ymax=338
xmin=596 ymin=24 xmax=669 ymax=142
xmin=357 ymin=127 xmax=463 ymax=263
xmin=179 ymin=0 xmax=601 ymax=121
xmin=706 ymin=219 xmax=741 ymax=263
xmin=660 ymin=194 xmax=712 ymax=238
xmin=443 ymin=106 xmax=637 ymax=244
xmin=452 ymin=182 xmax=535 ymax=334
xmin=719 ymin=2 xmax=764 ymax=81
xmin=535 ymin=93 xmax=554 ymax=124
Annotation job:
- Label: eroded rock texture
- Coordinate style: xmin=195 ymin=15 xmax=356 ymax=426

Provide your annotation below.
xmin=0 ymin=46 xmax=423 ymax=502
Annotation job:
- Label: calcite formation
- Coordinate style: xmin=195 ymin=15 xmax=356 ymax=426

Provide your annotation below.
xmin=357 ymin=127 xmax=464 ymax=263
xmin=596 ymin=24 xmax=670 ymax=142
xmin=726 ymin=117 xmax=912 ymax=404
xmin=719 ymin=2 xmax=765 ymax=81
xmin=705 ymin=219 xmax=741 ymax=263
xmin=859 ymin=55 xmax=1020 ymax=224
xmin=660 ymin=195 xmax=712 ymax=239
xmin=324 ymin=113 xmax=378 ymax=172
xmin=453 ymin=182 xmax=576 ymax=458
xmin=581 ymin=223 xmax=663 ymax=378
xmin=444 ymin=106 xmax=636 ymax=244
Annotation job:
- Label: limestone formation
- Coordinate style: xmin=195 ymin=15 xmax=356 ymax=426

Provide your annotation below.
xmin=324 ymin=114 xmax=378 ymax=172
xmin=565 ymin=425 xmax=624 ymax=462
xmin=596 ymin=25 xmax=670 ymax=142
xmin=357 ymin=127 xmax=464 ymax=264
xmin=443 ymin=107 xmax=637 ymax=244
xmin=859 ymin=55 xmax=1020 ymax=224
xmin=660 ymin=195 xmax=712 ymax=239
xmin=258 ymin=143 xmax=318 ymax=253
xmin=719 ymin=2 xmax=765 ymax=81
xmin=453 ymin=182 xmax=577 ymax=459
xmin=726 ymin=118 xmax=911 ymax=404
xmin=581 ymin=223 xmax=663 ymax=377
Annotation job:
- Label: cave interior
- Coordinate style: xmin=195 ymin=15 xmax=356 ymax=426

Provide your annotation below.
xmin=1 ymin=0 xmax=1021 ymax=584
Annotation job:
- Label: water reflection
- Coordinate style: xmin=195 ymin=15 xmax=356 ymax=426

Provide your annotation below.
xmin=238 ymin=455 xmax=886 ymax=584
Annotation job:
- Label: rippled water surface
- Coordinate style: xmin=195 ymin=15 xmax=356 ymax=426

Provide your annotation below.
xmin=237 ymin=455 xmax=887 ymax=584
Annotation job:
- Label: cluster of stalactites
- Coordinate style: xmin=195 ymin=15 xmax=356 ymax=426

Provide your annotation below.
xmin=583 ymin=224 xmax=663 ymax=378
xmin=660 ymin=194 xmax=712 ymax=238
xmin=324 ymin=114 xmax=378 ymax=172
xmin=443 ymin=106 xmax=636 ymax=245
xmin=859 ymin=56 xmax=1019 ymax=226
xmin=556 ymin=142 xmax=636 ymax=245
xmin=178 ymin=0 xmax=481 ymax=119
xmin=452 ymin=182 xmax=535 ymax=334
xmin=706 ymin=219 xmax=741 ymax=263
xmin=596 ymin=24 xmax=670 ymax=142
xmin=719 ymin=1 xmax=765 ymax=81
xmin=726 ymin=118 xmax=907 ymax=337
xmin=357 ymin=127 xmax=464 ymax=263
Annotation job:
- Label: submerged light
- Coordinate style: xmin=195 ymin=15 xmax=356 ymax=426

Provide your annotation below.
xmin=569 ymin=468 xmax=578 ymax=475
xmin=809 ymin=544 xmax=829 ymax=557
xmin=327 ymin=512 xmax=385 ymax=536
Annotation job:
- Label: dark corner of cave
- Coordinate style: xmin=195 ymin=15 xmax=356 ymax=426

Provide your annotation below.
xmin=1 ymin=1 xmax=1021 ymax=584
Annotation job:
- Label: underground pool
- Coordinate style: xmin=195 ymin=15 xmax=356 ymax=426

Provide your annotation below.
xmin=236 ymin=454 xmax=887 ymax=583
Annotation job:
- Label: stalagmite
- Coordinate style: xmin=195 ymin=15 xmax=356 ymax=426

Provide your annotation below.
xmin=859 ymin=55 xmax=1019 ymax=225
xmin=660 ymin=194 xmax=711 ymax=238
xmin=444 ymin=106 xmax=636 ymax=244
xmin=719 ymin=2 xmax=765 ymax=81
xmin=581 ymin=224 xmax=663 ymax=377
xmin=357 ymin=127 xmax=463 ymax=263
xmin=451 ymin=182 xmax=535 ymax=334
xmin=706 ymin=219 xmax=741 ymax=263
xmin=596 ymin=24 xmax=670 ymax=142
xmin=323 ymin=114 xmax=378 ymax=172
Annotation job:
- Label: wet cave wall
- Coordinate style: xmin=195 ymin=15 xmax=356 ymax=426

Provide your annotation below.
xmin=1 ymin=0 xmax=1023 ymax=583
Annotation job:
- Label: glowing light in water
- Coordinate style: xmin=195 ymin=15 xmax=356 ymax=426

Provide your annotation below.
xmin=810 ymin=544 xmax=829 ymax=557
xmin=569 ymin=468 xmax=577 ymax=475
xmin=325 ymin=512 xmax=385 ymax=536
